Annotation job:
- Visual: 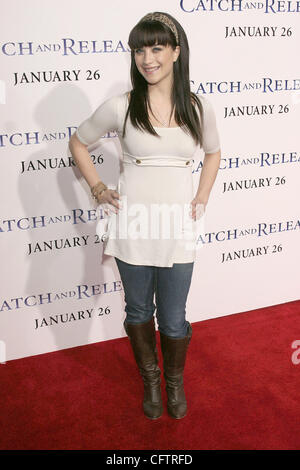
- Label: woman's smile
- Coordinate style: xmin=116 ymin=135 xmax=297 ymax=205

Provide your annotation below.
xmin=143 ymin=66 xmax=160 ymax=74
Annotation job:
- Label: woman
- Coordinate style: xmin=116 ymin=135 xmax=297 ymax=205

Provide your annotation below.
xmin=69 ymin=11 xmax=221 ymax=420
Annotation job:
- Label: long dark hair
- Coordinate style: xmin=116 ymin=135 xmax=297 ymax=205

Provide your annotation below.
xmin=122 ymin=11 xmax=204 ymax=147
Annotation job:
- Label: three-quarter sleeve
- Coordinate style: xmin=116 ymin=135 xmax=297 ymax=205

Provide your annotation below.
xmin=199 ymin=96 xmax=221 ymax=154
xmin=76 ymin=94 xmax=121 ymax=146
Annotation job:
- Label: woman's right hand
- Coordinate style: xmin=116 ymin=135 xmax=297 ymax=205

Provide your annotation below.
xmin=97 ymin=188 xmax=121 ymax=214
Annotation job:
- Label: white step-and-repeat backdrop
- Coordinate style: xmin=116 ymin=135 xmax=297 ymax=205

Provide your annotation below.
xmin=1 ymin=0 xmax=299 ymax=361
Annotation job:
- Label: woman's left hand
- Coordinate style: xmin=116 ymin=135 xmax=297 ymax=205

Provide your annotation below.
xmin=190 ymin=195 xmax=208 ymax=221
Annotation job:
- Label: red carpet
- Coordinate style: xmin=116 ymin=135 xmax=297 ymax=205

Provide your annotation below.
xmin=1 ymin=300 xmax=299 ymax=450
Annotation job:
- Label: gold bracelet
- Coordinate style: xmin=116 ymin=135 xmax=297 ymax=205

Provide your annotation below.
xmin=91 ymin=181 xmax=108 ymax=201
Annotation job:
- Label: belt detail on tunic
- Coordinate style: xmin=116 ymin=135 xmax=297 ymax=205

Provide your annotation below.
xmin=123 ymin=152 xmax=194 ymax=167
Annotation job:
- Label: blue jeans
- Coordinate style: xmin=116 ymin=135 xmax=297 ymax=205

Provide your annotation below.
xmin=115 ymin=257 xmax=194 ymax=338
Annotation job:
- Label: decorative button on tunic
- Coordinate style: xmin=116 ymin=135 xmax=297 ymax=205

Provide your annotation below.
xmin=76 ymin=92 xmax=220 ymax=267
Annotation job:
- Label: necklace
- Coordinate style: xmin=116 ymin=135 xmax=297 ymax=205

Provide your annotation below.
xmin=149 ymin=101 xmax=174 ymax=128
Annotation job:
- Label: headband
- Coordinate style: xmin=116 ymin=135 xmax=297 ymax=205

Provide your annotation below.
xmin=140 ymin=12 xmax=179 ymax=45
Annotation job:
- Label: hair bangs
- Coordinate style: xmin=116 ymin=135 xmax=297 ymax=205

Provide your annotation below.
xmin=128 ymin=21 xmax=175 ymax=50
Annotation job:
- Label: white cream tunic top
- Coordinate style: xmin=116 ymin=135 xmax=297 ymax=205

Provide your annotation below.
xmin=76 ymin=92 xmax=220 ymax=267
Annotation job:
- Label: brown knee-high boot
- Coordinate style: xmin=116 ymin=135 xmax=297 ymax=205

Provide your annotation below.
xmin=124 ymin=316 xmax=163 ymax=419
xmin=160 ymin=323 xmax=193 ymax=419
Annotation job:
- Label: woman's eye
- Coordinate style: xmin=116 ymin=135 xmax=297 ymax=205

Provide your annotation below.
xmin=135 ymin=46 xmax=162 ymax=54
